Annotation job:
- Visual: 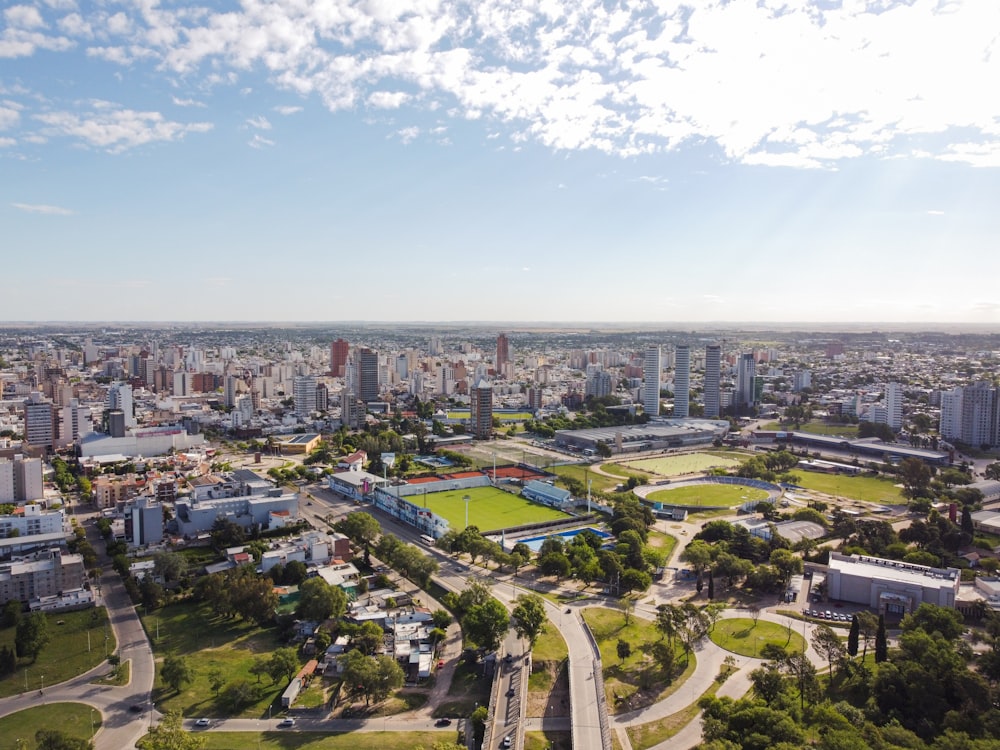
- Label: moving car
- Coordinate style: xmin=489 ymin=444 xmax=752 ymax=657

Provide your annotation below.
xmin=500 ymin=735 xmax=512 ymax=749
xmin=278 ymin=718 xmax=295 ymax=728
xmin=195 ymin=718 xmax=210 ymax=727
xmin=435 ymin=718 xmax=453 ymax=727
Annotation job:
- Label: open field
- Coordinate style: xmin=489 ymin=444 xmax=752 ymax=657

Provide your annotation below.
xmin=0 ymin=607 xmax=115 ymax=699
xmin=582 ymin=607 xmax=694 ymax=714
xmin=599 ymin=463 xmax=655 ymax=481
xmin=0 ymin=703 xmax=99 ymax=750
xmin=196 ymin=731 xmax=455 ymax=749
xmin=791 ymin=473 xmax=905 ymax=504
xmin=447 ymin=411 xmax=533 ymax=421
xmin=625 ymin=453 xmax=741 ymax=477
xmin=419 ymin=485 xmax=569 ymax=531
xmin=761 ymin=421 xmax=860 ymax=437
xmin=525 ymin=731 xmax=572 ymax=750
xmin=141 ymin=601 xmax=287 ymax=719
xmin=646 ymin=484 xmax=769 ymax=508
xmin=550 ymin=464 xmax=620 ymax=493
xmin=709 ymin=618 xmax=806 ymax=658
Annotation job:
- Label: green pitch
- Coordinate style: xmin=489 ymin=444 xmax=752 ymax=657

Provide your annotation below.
xmin=625 ymin=452 xmax=741 ymax=476
xmin=412 ymin=485 xmax=569 ymax=531
xmin=646 ymin=483 xmax=770 ymax=508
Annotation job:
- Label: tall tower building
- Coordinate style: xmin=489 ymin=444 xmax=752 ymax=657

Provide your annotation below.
xmin=674 ymin=344 xmax=690 ymax=418
xmin=643 ymin=347 xmax=661 ymax=417
xmin=293 ymin=375 xmax=318 ymax=417
xmin=704 ymin=344 xmax=721 ymax=418
xmin=330 ymin=339 xmax=349 ymax=377
xmin=736 ymin=353 xmax=757 ymax=413
xmin=496 ymin=333 xmax=510 ymax=373
xmin=358 ymin=348 xmax=379 ymax=403
xmin=470 ymin=379 xmax=494 ymax=440
xmin=106 ymin=382 xmax=136 ymax=428
xmin=23 ymin=393 xmax=55 ymax=451
xmin=885 ymin=382 xmax=903 ymax=431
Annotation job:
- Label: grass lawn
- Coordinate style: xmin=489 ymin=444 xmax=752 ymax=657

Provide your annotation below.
xmin=0 ymin=607 xmax=115 ymax=699
xmin=141 ymin=601 xmax=288 ymax=719
xmin=195 ymin=732 xmax=454 ymax=749
xmin=599 ymin=463 xmax=654 ymax=482
xmin=0 ymin=703 xmax=99 ymax=750
xmin=582 ymin=607 xmax=694 ymax=714
xmin=550 ymin=464 xmax=620 ymax=493
xmin=92 ymin=658 xmax=130 ymax=686
xmin=624 ymin=453 xmax=741 ymax=477
xmin=646 ymin=530 xmax=677 ymax=562
xmin=761 ymin=421 xmax=860 ymax=437
xmin=709 ymin=618 xmax=805 ymax=658
xmin=532 ymin=622 xmax=569 ymax=663
xmin=419 ymin=485 xmax=569 ymax=531
xmin=435 ymin=659 xmax=491 ymax=718
xmin=525 ymin=731 xmax=572 ymax=750
xmin=791 ymin=473 xmax=904 ymax=504
xmin=646 ymin=484 xmax=769 ymax=508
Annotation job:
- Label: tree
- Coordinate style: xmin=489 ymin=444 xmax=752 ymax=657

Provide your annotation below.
xmin=899 ymin=457 xmax=932 ymax=499
xmin=874 ymin=614 xmax=888 ymax=663
xmin=334 ymin=512 xmax=382 ymax=546
xmin=267 ymin=647 xmax=300 ymax=684
xmin=353 ymin=621 xmax=385 ymax=655
xmin=769 ymin=548 xmax=803 ymax=584
xmin=161 ymin=654 xmax=194 ymax=693
xmin=207 ymin=666 xmax=225 ymax=697
xmin=431 ymin=609 xmax=452 ymax=631
xmin=14 ymin=611 xmax=49 ymax=661
xmin=2 ymin=600 xmax=21 ymax=628
xmin=649 ymin=639 xmax=676 ymax=674
xmin=249 ymin=656 xmax=269 ymax=684
xmin=811 ymin=625 xmax=845 ymax=691
xmin=462 ymin=598 xmax=509 ymax=652
xmin=141 ymin=710 xmax=206 ymax=750
xmin=985 ymin=462 xmax=1000 ymax=481
xmin=900 ymin=603 xmax=964 ymax=641
xmin=297 ymin=577 xmax=347 ymax=621
xmin=617 ymin=638 xmax=632 ymax=663
xmin=847 ymin=615 xmax=860 ymax=658
xmin=222 ymin=679 xmax=259 ymax=713
xmin=153 ymin=551 xmax=186 ymax=583
xmin=512 ymin=594 xmax=547 ymax=647
xmin=35 ymin=729 xmax=92 ymax=750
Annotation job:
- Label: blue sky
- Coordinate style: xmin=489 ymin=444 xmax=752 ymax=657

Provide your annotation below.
xmin=3 ymin=0 xmax=999 ymax=324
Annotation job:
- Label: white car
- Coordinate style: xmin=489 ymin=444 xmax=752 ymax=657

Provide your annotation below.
xmin=278 ymin=718 xmax=295 ymax=728
xmin=194 ymin=718 xmax=210 ymax=728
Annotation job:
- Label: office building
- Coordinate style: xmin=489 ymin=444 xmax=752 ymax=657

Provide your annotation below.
xmin=496 ymin=333 xmax=510 ymax=372
xmin=940 ymin=383 xmax=999 ymax=448
xmin=470 ymin=378 xmax=494 ymax=440
xmin=704 ymin=344 xmax=721 ymax=419
xmin=643 ymin=347 xmax=661 ymax=417
xmin=330 ymin=339 xmax=349 ymax=377
xmin=673 ymin=344 xmax=690 ymax=418
xmin=358 ymin=348 xmax=379 ymax=403
xmin=293 ymin=375 xmax=318 ymax=418
xmin=736 ymin=353 xmax=757 ymax=413
xmin=23 ymin=393 xmax=55 ymax=451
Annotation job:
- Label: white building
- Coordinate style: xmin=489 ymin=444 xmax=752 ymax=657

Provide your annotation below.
xmin=884 ymin=382 xmax=903 ymax=431
xmin=826 ymin=552 xmax=960 ymax=617
xmin=0 ymin=504 xmax=66 ymax=539
xmin=642 ymin=347 xmax=660 ymax=417
xmin=704 ymin=344 xmax=721 ymax=419
xmin=293 ymin=375 xmax=317 ymax=418
xmin=0 ymin=455 xmax=44 ymax=503
xmin=673 ymin=344 xmax=690 ymax=418
xmin=106 ymin=382 xmax=136 ymax=428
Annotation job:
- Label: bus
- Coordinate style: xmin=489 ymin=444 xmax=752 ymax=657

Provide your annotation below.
xmin=419 ymin=534 xmax=436 ymax=547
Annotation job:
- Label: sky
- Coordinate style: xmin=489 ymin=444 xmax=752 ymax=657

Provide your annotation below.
xmin=3 ymin=0 xmax=1000 ymax=325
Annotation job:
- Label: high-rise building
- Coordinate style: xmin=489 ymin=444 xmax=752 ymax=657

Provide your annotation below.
xmin=940 ymin=383 xmax=998 ymax=448
xmin=527 ymin=387 xmax=543 ymax=412
xmin=0 ymin=456 xmax=44 ymax=503
xmin=224 ymin=375 xmax=240 ymax=408
xmin=704 ymin=344 xmax=721 ymax=419
xmin=643 ymin=347 xmax=661 ymax=417
xmin=23 ymin=393 xmax=55 ymax=451
xmin=585 ymin=369 xmax=613 ymax=399
xmin=293 ymin=375 xmax=318 ymax=417
xmin=106 ymin=382 xmax=136 ymax=428
xmin=736 ymin=353 xmax=757 ymax=413
xmin=358 ymin=348 xmax=379 ymax=403
xmin=496 ymin=333 xmax=510 ymax=373
xmin=885 ymin=382 xmax=903 ymax=431
xmin=674 ymin=344 xmax=690 ymax=418
xmin=470 ymin=379 xmax=494 ymax=440
xmin=330 ymin=339 xmax=349 ymax=377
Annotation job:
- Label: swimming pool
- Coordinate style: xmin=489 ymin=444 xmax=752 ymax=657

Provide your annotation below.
xmin=511 ymin=527 xmax=611 ymax=552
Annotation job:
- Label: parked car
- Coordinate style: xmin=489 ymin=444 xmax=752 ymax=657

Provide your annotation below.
xmin=435 ymin=718 xmax=453 ymax=727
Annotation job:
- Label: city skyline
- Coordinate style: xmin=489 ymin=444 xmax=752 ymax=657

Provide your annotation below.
xmin=3 ymin=0 xmax=999 ymax=324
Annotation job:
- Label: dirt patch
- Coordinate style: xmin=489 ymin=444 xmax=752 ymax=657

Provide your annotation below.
xmin=526 ymin=659 xmax=569 ymax=718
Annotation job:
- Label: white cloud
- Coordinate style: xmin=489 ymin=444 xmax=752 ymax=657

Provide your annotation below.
xmin=5 ymin=6 xmax=45 ymax=29
xmin=396 ymin=126 xmax=420 ymax=143
xmin=12 ymin=202 xmax=75 ymax=215
xmin=926 ymin=209 xmax=945 ymax=216
xmin=0 ymin=104 xmax=21 ymax=130
xmin=0 ymin=137 xmax=15 ymax=147
xmin=273 ymin=105 xmax=302 ymax=115
xmin=248 ymin=134 xmax=275 ymax=148
xmin=35 ymin=105 xmax=213 ymax=152
xmin=171 ymin=96 xmax=205 ymax=108
xmin=368 ymin=91 xmax=410 ymax=109
xmin=246 ymin=115 xmax=272 ymax=130
xmin=16 ymin=0 xmax=1000 ymax=166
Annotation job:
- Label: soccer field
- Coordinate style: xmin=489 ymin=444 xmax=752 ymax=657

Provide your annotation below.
xmin=646 ymin=484 xmax=770 ymax=508
xmin=415 ymin=485 xmax=570 ymax=531
xmin=626 ymin=452 xmax=741 ymax=477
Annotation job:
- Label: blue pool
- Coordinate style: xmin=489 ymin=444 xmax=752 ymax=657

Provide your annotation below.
xmin=511 ymin=527 xmax=611 ymax=553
